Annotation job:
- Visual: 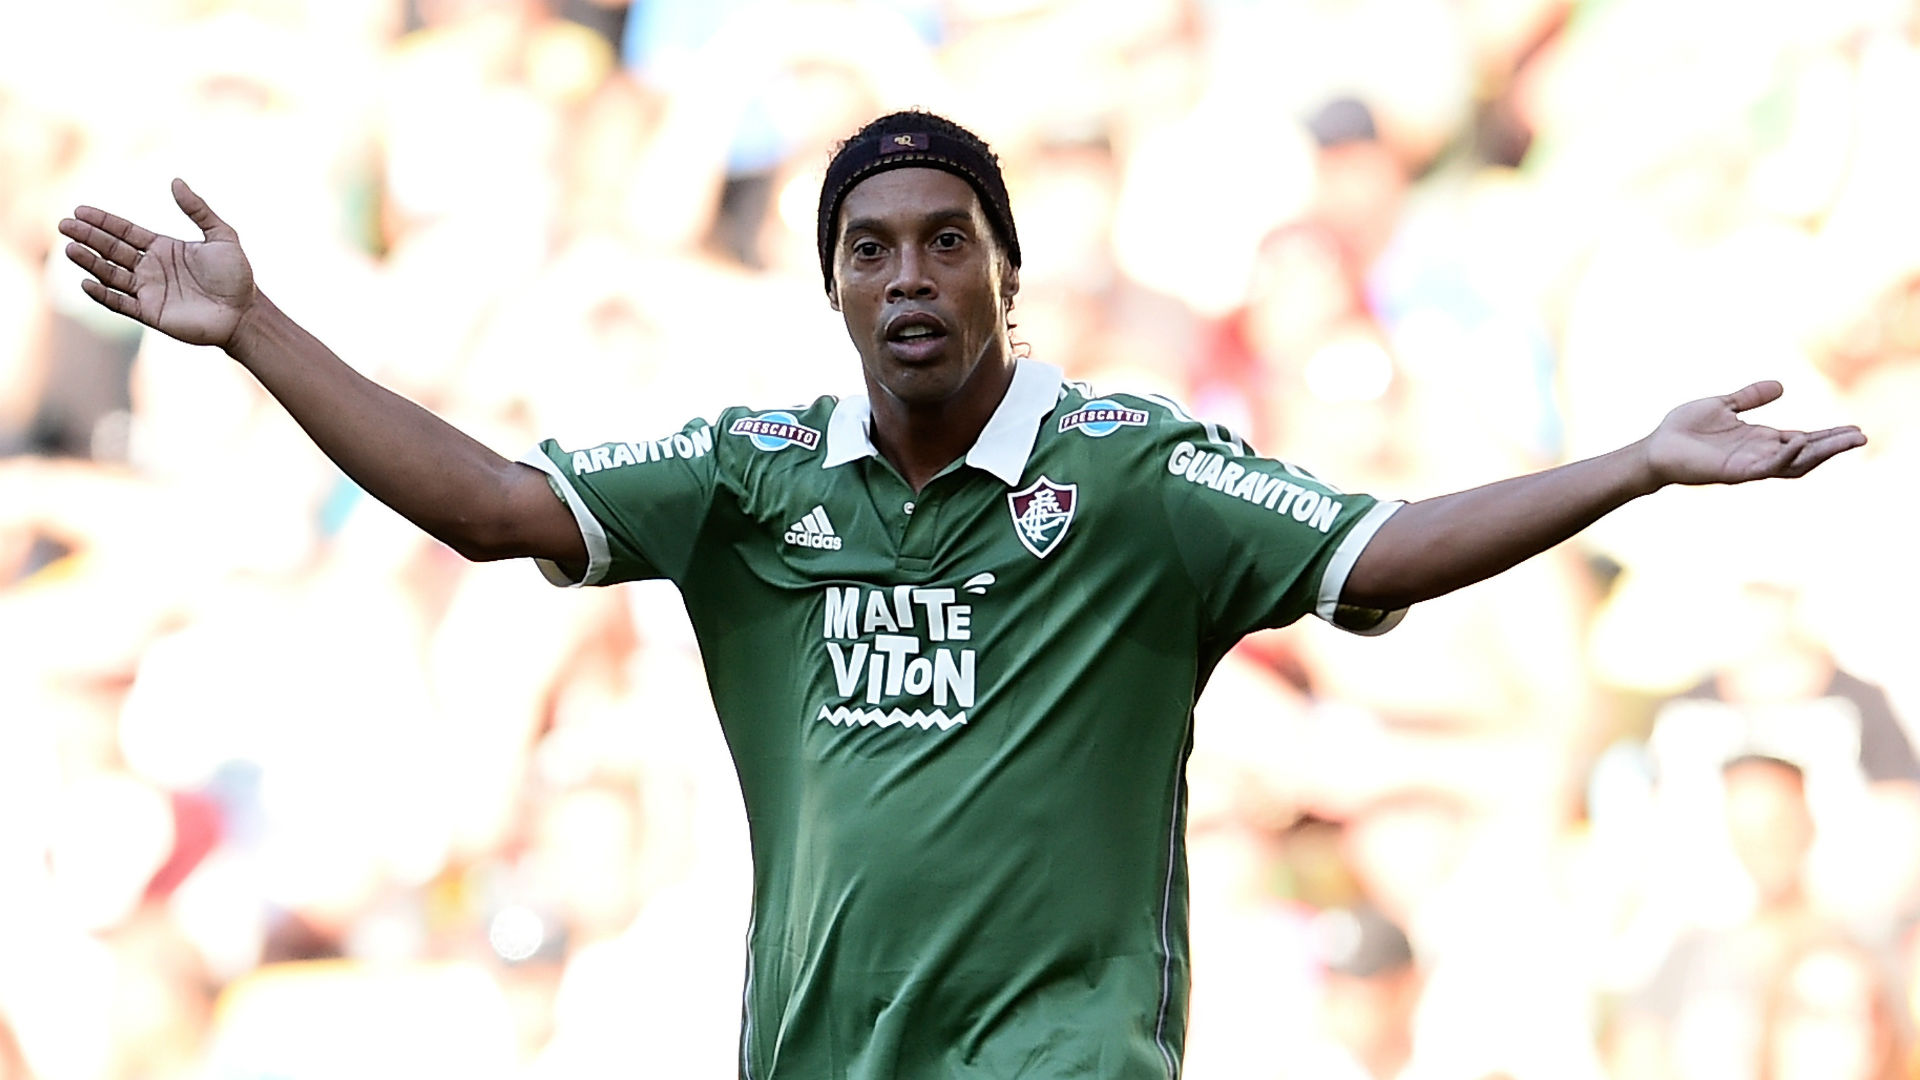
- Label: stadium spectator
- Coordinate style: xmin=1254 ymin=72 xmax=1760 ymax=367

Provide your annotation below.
xmin=1610 ymin=754 xmax=1862 ymax=1080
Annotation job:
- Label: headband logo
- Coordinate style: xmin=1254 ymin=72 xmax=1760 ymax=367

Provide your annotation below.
xmin=882 ymin=132 xmax=930 ymax=154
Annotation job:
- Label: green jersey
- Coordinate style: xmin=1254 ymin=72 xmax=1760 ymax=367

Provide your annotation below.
xmin=523 ymin=358 xmax=1405 ymax=1079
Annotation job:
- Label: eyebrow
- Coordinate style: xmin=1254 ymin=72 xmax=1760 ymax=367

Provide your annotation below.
xmin=842 ymin=207 xmax=976 ymax=240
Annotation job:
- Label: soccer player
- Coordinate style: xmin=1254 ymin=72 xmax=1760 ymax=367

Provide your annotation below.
xmin=59 ymin=110 xmax=1863 ymax=1078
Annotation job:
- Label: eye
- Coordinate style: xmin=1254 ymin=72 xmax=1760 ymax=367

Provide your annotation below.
xmin=851 ymin=239 xmax=883 ymax=259
xmin=932 ymin=231 xmax=965 ymax=250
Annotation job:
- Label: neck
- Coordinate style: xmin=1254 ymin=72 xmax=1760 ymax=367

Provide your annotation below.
xmin=868 ymin=353 xmax=1017 ymax=491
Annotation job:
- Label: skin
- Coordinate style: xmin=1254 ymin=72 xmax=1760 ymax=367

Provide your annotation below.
xmin=57 ymin=177 xmax=1866 ymax=608
xmin=1342 ymin=383 xmax=1866 ymax=610
xmin=58 ymin=179 xmax=586 ymax=573
xmin=827 ymin=167 xmax=1019 ymax=491
xmin=1722 ymin=758 xmax=1815 ymax=909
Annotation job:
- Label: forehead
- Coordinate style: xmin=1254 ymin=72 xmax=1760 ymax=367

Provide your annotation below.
xmin=837 ymin=168 xmax=984 ymax=230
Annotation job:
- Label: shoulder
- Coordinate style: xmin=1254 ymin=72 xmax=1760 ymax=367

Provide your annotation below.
xmin=708 ymin=394 xmax=844 ymax=469
xmin=1046 ymin=379 xmax=1236 ymax=452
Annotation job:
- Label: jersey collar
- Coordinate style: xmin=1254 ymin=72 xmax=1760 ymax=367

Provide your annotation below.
xmin=822 ymin=357 xmax=1065 ymax=486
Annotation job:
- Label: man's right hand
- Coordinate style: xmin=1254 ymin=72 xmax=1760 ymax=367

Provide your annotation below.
xmin=59 ymin=178 xmax=255 ymax=349
xmin=55 ymin=179 xmax=586 ymax=572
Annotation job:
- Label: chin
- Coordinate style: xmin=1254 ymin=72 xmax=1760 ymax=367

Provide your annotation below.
xmin=878 ymin=370 xmax=966 ymax=407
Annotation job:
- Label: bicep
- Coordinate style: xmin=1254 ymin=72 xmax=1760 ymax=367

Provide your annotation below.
xmin=492 ymin=461 xmax=588 ymax=572
xmin=1340 ymin=505 xmax=1420 ymax=609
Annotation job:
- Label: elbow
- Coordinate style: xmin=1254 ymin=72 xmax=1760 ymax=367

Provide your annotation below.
xmin=1340 ymin=584 xmax=1424 ymax=613
xmin=433 ymin=513 xmax=529 ymax=564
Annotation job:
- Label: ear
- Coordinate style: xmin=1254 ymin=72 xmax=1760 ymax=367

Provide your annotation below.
xmin=1001 ymin=261 xmax=1020 ymax=306
xmin=827 ymin=283 xmax=842 ymax=313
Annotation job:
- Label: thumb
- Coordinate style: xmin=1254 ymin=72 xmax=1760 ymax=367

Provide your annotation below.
xmin=1722 ymin=380 xmax=1784 ymax=414
xmin=171 ymin=178 xmax=237 ymax=242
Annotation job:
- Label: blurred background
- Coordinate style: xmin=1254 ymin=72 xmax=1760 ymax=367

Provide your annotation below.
xmin=2 ymin=0 xmax=1917 ymax=1077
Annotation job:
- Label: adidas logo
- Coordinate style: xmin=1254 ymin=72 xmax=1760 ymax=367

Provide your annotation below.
xmin=784 ymin=505 xmax=843 ymax=550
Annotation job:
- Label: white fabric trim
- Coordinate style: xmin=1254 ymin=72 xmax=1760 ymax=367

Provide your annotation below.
xmin=1151 ymin=713 xmax=1195 ymax=1079
xmin=966 ymin=358 xmax=1063 ymax=484
xmin=821 ymin=393 xmax=875 ymax=469
xmin=517 ymin=449 xmax=612 ymax=588
xmin=1142 ymin=392 xmax=1196 ymax=424
xmin=817 ymin=357 xmax=1065 ymax=485
xmin=739 ymin=914 xmax=758 ymax=1080
xmin=1315 ymin=500 xmax=1409 ymax=636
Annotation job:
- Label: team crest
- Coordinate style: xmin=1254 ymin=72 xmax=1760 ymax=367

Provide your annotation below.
xmin=1007 ymin=476 xmax=1077 ymax=559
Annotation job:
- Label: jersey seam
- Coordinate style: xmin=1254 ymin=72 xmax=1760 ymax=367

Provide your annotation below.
xmin=1152 ymin=712 xmax=1196 ymax=1079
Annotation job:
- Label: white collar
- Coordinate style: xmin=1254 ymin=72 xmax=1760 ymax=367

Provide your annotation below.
xmin=821 ymin=357 xmax=1064 ymax=486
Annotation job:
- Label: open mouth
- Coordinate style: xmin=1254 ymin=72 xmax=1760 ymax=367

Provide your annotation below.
xmin=885 ymin=313 xmax=950 ymax=361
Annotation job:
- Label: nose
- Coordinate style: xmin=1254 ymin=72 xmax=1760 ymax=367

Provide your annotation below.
xmin=886 ymin=246 xmax=935 ymax=301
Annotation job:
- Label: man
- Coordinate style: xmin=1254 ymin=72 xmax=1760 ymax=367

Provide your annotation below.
xmin=59 ymin=110 xmax=1863 ymax=1078
xmin=1610 ymin=755 xmax=1839 ymax=1080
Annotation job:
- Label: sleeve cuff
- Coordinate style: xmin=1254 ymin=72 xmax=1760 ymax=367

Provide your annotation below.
xmin=1315 ymin=500 xmax=1410 ymax=636
xmin=517 ymin=448 xmax=612 ymax=587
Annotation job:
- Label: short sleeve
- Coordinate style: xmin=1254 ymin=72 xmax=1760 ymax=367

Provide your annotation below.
xmin=1153 ymin=420 xmax=1408 ymax=640
xmin=519 ymin=415 xmax=722 ymax=587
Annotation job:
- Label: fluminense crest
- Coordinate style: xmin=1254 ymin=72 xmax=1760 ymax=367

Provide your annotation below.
xmin=1007 ymin=476 xmax=1077 ymax=559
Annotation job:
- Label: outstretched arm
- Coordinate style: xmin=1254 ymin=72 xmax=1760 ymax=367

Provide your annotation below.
xmin=1341 ymin=382 xmax=1867 ymax=610
xmin=59 ymin=180 xmax=584 ymax=570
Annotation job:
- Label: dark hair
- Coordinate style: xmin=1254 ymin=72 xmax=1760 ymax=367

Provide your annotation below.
xmin=816 ymin=109 xmax=1022 ymax=293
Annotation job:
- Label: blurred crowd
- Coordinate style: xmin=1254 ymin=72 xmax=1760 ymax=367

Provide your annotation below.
xmin=2 ymin=0 xmax=1917 ymax=1077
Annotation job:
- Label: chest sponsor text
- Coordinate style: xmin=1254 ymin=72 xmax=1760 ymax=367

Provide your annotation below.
xmin=817 ymin=583 xmax=977 ymax=731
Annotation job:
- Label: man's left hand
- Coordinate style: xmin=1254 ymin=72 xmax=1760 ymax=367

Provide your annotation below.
xmin=1644 ymin=381 xmax=1867 ymax=488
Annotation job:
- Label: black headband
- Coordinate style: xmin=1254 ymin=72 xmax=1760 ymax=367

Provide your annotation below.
xmin=816 ymin=128 xmax=1022 ymax=292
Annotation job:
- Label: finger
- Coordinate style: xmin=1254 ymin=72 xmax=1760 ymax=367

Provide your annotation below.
xmin=1722 ymin=380 xmax=1785 ymax=413
xmin=171 ymin=178 xmax=237 ymax=242
xmin=1784 ymin=428 xmax=1869 ymax=477
xmin=65 ymin=242 xmax=137 ymax=293
xmin=78 ymin=278 xmax=141 ymax=320
xmin=59 ymin=217 xmax=146 ymax=269
xmin=1795 ymin=425 xmax=1867 ymax=444
xmin=69 ymin=204 xmax=160 ymax=252
xmin=1757 ymin=430 xmax=1806 ymax=477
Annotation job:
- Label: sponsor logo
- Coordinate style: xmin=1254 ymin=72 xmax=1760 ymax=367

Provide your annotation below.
xmin=1007 ymin=476 xmax=1077 ymax=559
xmin=569 ymin=425 xmax=713 ymax=475
xmin=785 ymin=505 xmax=843 ymax=550
xmin=818 ymin=582 xmax=980 ymax=733
xmin=819 ymin=706 xmax=967 ymax=731
xmin=1165 ymin=441 xmax=1343 ymax=533
xmin=730 ymin=412 xmax=821 ymax=452
xmin=1058 ymin=400 xmax=1148 ymax=437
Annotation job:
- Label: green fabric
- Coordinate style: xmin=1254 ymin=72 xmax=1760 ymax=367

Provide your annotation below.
xmin=529 ymin=367 xmax=1391 ymax=1079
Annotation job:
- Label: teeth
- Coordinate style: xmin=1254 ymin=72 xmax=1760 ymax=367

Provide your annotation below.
xmin=898 ymin=326 xmax=934 ymax=339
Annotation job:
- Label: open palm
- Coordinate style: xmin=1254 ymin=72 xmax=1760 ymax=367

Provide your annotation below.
xmin=1647 ymin=381 xmax=1866 ymax=486
xmin=59 ymin=179 xmax=254 ymax=348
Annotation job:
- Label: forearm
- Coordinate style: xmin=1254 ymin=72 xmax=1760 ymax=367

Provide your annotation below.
xmin=1344 ymin=442 xmax=1663 ymax=609
xmin=225 ymin=295 xmax=531 ymax=559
